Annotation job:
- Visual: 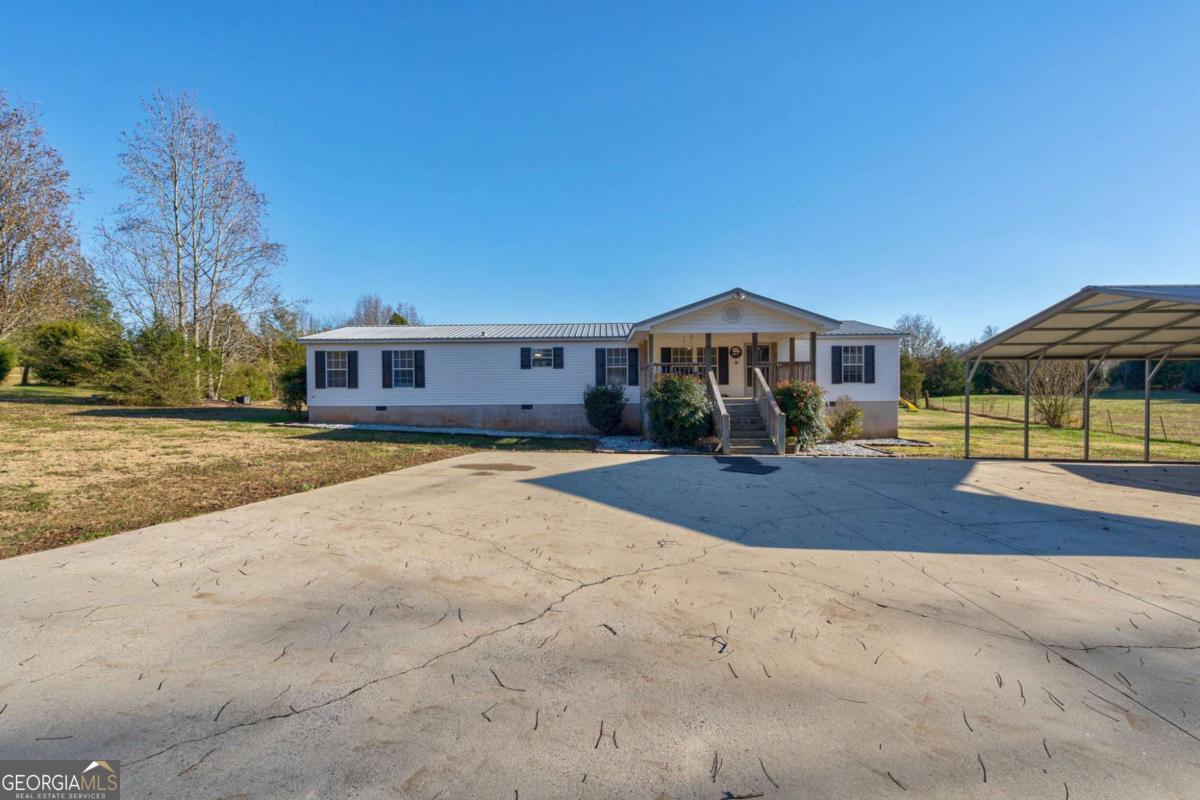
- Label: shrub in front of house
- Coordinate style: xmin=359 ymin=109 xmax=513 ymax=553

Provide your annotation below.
xmin=646 ymin=374 xmax=711 ymax=447
xmin=583 ymin=383 xmax=626 ymax=434
xmin=827 ymin=395 xmax=864 ymax=441
xmin=774 ymin=380 xmax=827 ymax=451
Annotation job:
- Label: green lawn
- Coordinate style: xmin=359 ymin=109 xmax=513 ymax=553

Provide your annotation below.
xmin=891 ymin=404 xmax=1200 ymax=461
xmin=0 ymin=381 xmax=591 ymax=559
xmin=923 ymin=390 xmax=1200 ymax=444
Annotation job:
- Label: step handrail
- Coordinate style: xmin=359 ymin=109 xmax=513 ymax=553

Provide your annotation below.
xmin=706 ymin=369 xmax=731 ymax=454
xmin=752 ymin=367 xmax=787 ymax=455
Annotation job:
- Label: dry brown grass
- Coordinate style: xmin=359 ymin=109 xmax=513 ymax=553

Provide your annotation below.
xmin=0 ymin=383 xmax=591 ymax=559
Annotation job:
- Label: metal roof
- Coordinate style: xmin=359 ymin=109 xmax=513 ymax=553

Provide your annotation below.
xmin=300 ymin=318 xmax=901 ymax=343
xmin=961 ymin=285 xmax=1200 ymax=361
xmin=820 ymin=320 xmax=902 ymax=336
xmin=299 ymin=322 xmax=634 ymax=343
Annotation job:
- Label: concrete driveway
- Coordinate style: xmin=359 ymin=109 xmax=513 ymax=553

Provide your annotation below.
xmin=1 ymin=453 xmax=1198 ymax=799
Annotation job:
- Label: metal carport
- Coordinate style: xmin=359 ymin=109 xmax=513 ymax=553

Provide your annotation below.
xmin=960 ymin=285 xmax=1200 ymax=460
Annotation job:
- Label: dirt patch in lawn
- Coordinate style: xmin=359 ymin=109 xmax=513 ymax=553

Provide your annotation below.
xmin=0 ymin=384 xmax=592 ymax=559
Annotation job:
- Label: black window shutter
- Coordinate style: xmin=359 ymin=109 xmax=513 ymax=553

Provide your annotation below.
xmin=594 ymin=348 xmax=606 ymax=386
xmin=552 ymin=346 xmax=564 ymax=369
xmin=315 ymin=351 xmax=327 ymax=389
xmin=627 ymin=348 xmax=639 ymax=386
xmin=717 ymin=347 xmax=729 ymax=385
xmin=414 ymin=350 xmax=425 ymax=388
xmin=520 ymin=347 xmax=532 ymax=369
xmin=831 ymin=346 xmax=843 ymax=384
xmin=660 ymin=346 xmax=670 ymax=365
xmin=864 ymin=345 xmax=875 ymax=384
xmin=347 ymin=351 xmax=358 ymax=388
xmin=382 ymin=350 xmax=393 ymax=388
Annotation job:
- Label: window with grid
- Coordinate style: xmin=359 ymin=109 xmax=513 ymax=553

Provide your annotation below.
xmin=530 ymin=347 xmax=554 ymax=367
xmin=392 ymin=350 xmax=416 ymax=387
xmin=668 ymin=347 xmax=692 ymax=363
xmin=667 ymin=347 xmax=694 ymax=373
xmin=325 ymin=351 xmax=348 ymax=388
xmin=605 ymin=348 xmax=628 ymax=385
xmin=841 ymin=345 xmax=864 ymax=383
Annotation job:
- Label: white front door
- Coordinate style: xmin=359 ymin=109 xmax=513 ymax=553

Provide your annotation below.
xmin=726 ymin=346 xmax=748 ymax=397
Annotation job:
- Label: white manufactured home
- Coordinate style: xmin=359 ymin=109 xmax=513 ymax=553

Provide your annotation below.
xmin=299 ymin=288 xmax=902 ymax=444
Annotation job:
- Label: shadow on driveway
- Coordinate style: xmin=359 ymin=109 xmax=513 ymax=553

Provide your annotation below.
xmin=526 ymin=456 xmax=1200 ymax=559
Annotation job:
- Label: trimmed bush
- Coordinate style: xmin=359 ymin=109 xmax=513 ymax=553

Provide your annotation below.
xmin=0 ymin=341 xmax=14 ymax=383
xmin=583 ymin=383 xmax=626 ymax=434
xmin=827 ymin=395 xmax=864 ymax=441
xmin=279 ymin=363 xmax=307 ymax=418
xmin=774 ymin=380 xmax=827 ymax=451
xmin=646 ymin=374 xmax=711 ymax=447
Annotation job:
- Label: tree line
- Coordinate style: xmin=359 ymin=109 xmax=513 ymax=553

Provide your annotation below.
xmin=896 ymin=312 xmax=1200 ymax=428
xmin=0 ymin=90 xmax=419 ymax=408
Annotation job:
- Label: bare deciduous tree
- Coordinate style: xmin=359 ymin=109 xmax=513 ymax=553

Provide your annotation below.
xmin=347 ymin=294 xmax=423 ymax=326
xmin=894 ymin=312 xmax=945 ymax=362
xmin=99 ymin=90 xmax=284 ymax=396
xmin=0 ymin=93 xmax=93 ymax=339
xmin=994 ymin=360 xmax=1099 ymax=428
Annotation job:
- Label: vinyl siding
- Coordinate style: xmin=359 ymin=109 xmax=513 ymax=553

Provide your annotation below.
xmin=306 ymin=342 xmax=640 ymax=408
xmin=814 ymin=336 xmax=900 ymax=402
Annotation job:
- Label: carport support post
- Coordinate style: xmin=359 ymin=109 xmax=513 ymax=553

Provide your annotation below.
xmin=1082 ymin=353 xmax=1108 ymax=462
xmin=1023 ymin=359 xmax=1031 ymax=460
xmin=964 ymin=362 xmax=971 ymax=458
xmin=1083 ymin=358 xmax=1091 ymax=462
xmin=1144 ymin=358 xmax=1152 ymax=462
xmin=963 ymin=357 xmax=982 ymax=459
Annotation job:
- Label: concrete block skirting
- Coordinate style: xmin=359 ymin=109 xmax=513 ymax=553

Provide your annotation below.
xmin=308 ymin=402 xmax=643 ymax=435
xmin=853 ymin=400 xmax=899 ymax=438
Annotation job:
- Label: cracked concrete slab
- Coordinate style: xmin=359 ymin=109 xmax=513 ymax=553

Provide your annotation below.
xmin=1 ymin=453 xmax=1197 ymax=798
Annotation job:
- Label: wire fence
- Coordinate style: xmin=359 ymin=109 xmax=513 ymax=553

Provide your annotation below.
xmin=925 ymin=394 xmax=1200 ymax=445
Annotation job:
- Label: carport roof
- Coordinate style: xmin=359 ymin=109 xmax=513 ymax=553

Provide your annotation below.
xmin=961 ymin=285 xmax=1200 ymax=361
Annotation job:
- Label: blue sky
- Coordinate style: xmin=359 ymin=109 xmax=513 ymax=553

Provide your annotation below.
xmin=4 ymin=2 xmax=1199 ymax=341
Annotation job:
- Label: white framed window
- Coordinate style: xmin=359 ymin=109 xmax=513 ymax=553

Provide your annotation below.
xmin=668 ymin=347 xmax=692 ymax=364
xmin=392 ymin=350 xmax=415 ymax=388
xmin=325 ymin=350 xmax=348 ymax=388
xmin=605 ymin=348 xmax=628 ymax=385
xmin=531 ymin=347 xmax=554 ymax=368
xmin=842 ymin=345 xmax=864 ymax=383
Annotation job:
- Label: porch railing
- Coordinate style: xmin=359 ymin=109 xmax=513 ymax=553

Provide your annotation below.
xmin=705 ymin=369 xmax=730 ymax=454
xmin=772 ymin=361 xmax=814 ymax=384
xmin=646 ymin=361 xmax=712 ymax=382
xmin=646 ymin=360 xmax=814 ymax=386
xmin=752 ymin=367 xmax=787 ymax=455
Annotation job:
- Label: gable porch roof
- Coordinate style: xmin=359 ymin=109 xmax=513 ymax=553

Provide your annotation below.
xmin=629 ymin=287 xmax=840 ymax=332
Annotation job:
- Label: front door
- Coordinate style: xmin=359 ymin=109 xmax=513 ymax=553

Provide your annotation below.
xmin=725 ymin=346 xmax=747 ymax=396
xmin=744 ymin=344 xmax=770 ymax=390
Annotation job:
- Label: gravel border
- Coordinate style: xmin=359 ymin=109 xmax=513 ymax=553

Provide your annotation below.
xmin=596 ymin=436 xmax=707 ymax=454
xmin=804 ymin=437 xmax=932 ymax=458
